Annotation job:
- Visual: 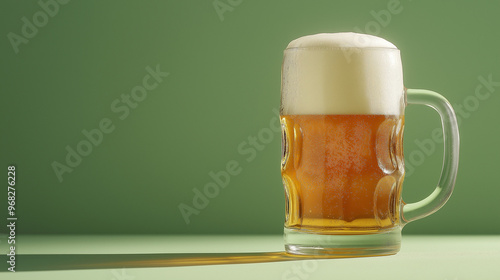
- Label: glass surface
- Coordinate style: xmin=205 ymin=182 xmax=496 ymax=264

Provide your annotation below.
xmin=1 ymin=234 xmax=497 ymax=279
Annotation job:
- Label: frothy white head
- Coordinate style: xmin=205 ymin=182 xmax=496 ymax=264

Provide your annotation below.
xmin=281 ymin=33 xmax=404 ymax=115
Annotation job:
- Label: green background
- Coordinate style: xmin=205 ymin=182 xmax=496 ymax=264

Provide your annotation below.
xmin=1 ymin=0 xmax=499 ymax=235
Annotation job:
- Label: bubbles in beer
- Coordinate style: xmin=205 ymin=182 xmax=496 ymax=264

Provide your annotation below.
xmin=280 ymin=114 xmax=405 ymax=232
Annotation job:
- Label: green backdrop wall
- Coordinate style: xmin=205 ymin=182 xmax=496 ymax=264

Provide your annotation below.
xmin=1 ymin=0 xmax=499 ymax=235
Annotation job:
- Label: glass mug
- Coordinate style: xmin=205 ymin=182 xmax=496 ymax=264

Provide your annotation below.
xmin=280 ymin=33 xmax=459 ymax=256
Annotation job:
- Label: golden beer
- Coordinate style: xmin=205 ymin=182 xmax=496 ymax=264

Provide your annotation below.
xmin=281 ymin=114 xmax=405 ymax=234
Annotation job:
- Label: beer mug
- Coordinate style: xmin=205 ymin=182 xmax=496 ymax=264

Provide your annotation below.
xmin=280 ymin=33 xmax=459 ymax=256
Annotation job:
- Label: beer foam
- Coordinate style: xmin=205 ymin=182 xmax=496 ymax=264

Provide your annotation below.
xmin=286 ymin=33 xmax=397 ymax=49
xmin=281 ymin=33 xmax=404 ymax=115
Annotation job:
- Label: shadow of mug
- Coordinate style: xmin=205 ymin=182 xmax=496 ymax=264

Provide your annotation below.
xmin=8 ymin=251 xmax=358 ymax=271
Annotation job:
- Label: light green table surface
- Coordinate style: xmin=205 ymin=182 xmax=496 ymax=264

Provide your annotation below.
xmin=1 ymin=235 xmax=499 ymax=279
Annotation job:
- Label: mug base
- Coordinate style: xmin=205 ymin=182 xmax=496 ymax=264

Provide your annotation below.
xmin=284 ymin=227 xmax=401 ymax=257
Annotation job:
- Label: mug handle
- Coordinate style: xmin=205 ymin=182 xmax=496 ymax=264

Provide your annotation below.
xmin=402 ymin=89 xmax=460 ymax=224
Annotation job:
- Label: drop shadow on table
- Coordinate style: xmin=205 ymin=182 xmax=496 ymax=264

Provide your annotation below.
xmin=6 ymin=252 xmax=346 ymax=272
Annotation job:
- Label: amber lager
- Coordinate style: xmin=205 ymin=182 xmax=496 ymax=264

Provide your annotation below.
xmin=281 ymin=114 xmax=404 ymax=233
